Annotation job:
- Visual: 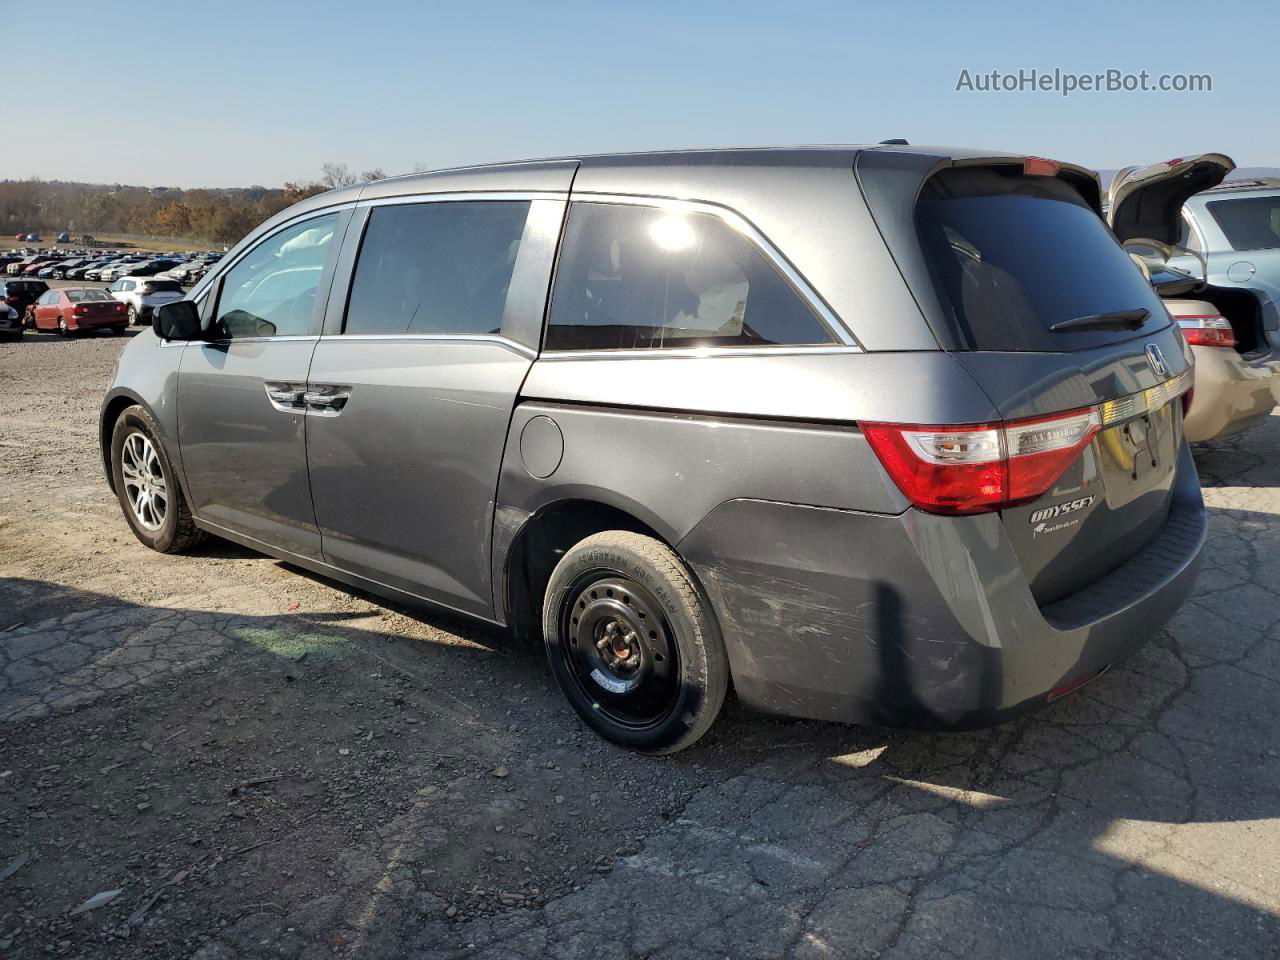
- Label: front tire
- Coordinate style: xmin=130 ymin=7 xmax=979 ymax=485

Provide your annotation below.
xmin=110 ymin=405 xmax=205 ymax=553
xmin=542 ymin=531 xmax=728 ymax=754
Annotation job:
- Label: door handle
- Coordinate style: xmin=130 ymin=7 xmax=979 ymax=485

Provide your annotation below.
xmin=263 ymin=382 xmax=307 ymax=410
xmin=303 ymin=387 xmax=351 ymax=413
xmin=267 ymin=387 xmax=305 ymax=404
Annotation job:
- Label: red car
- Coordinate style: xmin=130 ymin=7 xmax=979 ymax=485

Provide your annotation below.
xmin=30 ymin=287 xmax=127 ymax=335
xmin=22 ymin=259 xmax=57 ymax=276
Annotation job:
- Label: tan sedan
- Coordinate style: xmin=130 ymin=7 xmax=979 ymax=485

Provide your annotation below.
xmin=1167 ymin=298 xmax=1280 ymax=442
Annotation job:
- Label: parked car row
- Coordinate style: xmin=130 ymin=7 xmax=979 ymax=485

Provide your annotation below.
xmin=1 ymin=249 xmax=222 ymax=284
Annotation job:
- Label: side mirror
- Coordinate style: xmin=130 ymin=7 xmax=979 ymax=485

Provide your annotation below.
xmin=154 ymin=300 xmax=202 ymax=341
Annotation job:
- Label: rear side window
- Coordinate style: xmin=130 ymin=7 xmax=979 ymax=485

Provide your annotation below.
xmin=545 ymin=203 xmax=834 ymax=351
xmin=143 ymin=280 xmax=182 ymax=293
xmin=916 ymin=168 xmax=1168 ymax=351
xmin=1205 ymin=196 xmax=1280 ymax=251
xmin=344 ymin=201 xmax=529 ymax=337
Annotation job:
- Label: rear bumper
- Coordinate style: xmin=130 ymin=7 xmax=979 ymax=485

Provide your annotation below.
xmin=1184 ymin=346 xmax=1280 ymax=443
xmin=677 ymin=444 xmax=1205 ymax=730
xmin=70 ymin=315 xmax=127 ymax=329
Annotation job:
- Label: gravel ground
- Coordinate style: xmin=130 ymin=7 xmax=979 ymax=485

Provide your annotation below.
xmin=1 ymin=327 xmax=1278 ymax=960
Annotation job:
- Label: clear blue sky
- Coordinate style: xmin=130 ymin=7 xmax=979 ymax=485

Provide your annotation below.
xmin=11 ymin=0 xmax=1278 ymax=188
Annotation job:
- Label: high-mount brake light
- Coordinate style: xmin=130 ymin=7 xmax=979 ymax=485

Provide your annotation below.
xmin=1177 ymin=315 xmax=1235 ymax=348
xmin=862 ymin=406 xmax=1103 ymax=515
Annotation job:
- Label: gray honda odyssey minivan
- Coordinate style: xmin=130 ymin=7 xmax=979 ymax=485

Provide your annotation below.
xmin=101 ymin=146 xmax=1205 ymax=752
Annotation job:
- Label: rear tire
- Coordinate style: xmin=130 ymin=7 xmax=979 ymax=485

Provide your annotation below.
xmin=110 ymin=404 xmax=206 ymax=553
xmin=127 ymin=305 xmax=139 ymax=326
xmin=542 ymin=531 xmax=728 ymax=754
xmin=57 ymin=317 xmax=68 ymax=337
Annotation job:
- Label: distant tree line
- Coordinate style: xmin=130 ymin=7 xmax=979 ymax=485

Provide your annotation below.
xmin=0 ymin=162 xmax=392 ymax=245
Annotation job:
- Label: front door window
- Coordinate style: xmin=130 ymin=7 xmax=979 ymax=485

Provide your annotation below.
xmin=213 ymin=214 xmax=338 ymax=339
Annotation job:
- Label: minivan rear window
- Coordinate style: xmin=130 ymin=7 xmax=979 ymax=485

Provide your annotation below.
xmin=916 ymin=168 xmax=1169 ymax=352
xmin=1205 ymin=195 xmax=1280 ymax=251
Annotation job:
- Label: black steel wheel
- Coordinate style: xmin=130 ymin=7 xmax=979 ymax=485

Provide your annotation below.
xmin=543 ymin=531 xmax=728 ymax=753
xmin=561 ymin=573 xmax=680 ymax=728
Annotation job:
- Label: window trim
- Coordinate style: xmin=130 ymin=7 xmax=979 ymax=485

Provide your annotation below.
xmin=543 ymin=193 xmax=860 ymax=352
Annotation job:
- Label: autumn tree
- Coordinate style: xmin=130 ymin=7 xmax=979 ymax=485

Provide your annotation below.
xmin=150 ymin=203 xmax=193 ymax=237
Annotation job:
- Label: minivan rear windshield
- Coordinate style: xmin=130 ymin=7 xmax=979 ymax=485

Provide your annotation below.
xmin=916 ymin=168 xmax=1169 ymax=352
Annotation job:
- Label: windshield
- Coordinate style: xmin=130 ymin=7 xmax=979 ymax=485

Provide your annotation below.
xmin=916 ymin=168 xmax=1170 ymax=351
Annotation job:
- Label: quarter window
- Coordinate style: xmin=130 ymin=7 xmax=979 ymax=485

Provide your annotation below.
xmin=545 ymin=202 xmax=834 ymax=351
xmin=213 ymin=213 xmax=338 ymax=339
xmin=1206 ymin=195 xmax=1280 ymax=251
xmin=343 ymin=201 xmax=530 ymax=336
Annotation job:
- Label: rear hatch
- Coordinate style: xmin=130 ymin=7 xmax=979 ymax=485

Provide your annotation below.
xmin=140 ymin=279 xmax=183 ymax=304
xmin=1107 ymin=153 xmax=1274 ymax=361
xmin=858 ymin=154 xmax=1192 ymax=605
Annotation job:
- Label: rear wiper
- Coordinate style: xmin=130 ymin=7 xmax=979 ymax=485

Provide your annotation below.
xmin=1050 ymin=308 xmax=1150 ymax=333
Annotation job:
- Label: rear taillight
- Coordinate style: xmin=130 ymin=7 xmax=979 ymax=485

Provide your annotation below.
xmin=73 ymin=305 xmax=87 ymax=316
xmin=863 ymin=407 xmax=1102 ymax=515
xmin=1177 ymin=315 xmax=1235 ymax=348
xmin=4 ymin=295 xmax=17 ymax=305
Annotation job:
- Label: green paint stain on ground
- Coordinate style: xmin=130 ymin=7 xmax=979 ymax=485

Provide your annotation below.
xmin=233 ymin=626 xmax=351 ymax=663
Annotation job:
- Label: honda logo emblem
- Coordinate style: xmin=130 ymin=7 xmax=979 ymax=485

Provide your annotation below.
xmin=1145 ymin=344 xmax=1168 ymax=377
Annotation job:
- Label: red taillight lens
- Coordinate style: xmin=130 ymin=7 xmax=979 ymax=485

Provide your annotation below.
xmin=73 ymin=305 xmax=87 ymax=316
xmin=863 ymin=407 xmax=1102 ymax=515
xmin=1177 ymin=315 xmax=1235 ymax=348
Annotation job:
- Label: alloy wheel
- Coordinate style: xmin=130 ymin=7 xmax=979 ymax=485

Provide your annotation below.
xmin=120 ymin=432 xmax=168 ymax=531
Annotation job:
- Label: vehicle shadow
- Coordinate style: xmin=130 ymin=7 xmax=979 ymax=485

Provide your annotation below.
xmin=4 ymin=482 xmax=1278 ymax=959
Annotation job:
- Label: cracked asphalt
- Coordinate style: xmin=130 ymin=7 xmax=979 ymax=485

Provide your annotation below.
xmin=1 ymin=328 xmax=1278 ymax=959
